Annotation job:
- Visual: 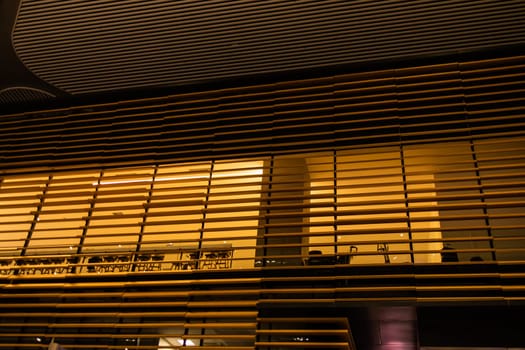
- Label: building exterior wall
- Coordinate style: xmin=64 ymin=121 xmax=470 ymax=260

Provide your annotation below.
xmin=0 ymin=52 xmax=524 ymax=349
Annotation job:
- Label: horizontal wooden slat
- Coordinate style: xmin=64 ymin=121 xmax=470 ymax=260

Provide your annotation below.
xmin=1 ymin=10 xmax=525 ymax=349
xmin=1 ymin=52 xmax=524 ymax=172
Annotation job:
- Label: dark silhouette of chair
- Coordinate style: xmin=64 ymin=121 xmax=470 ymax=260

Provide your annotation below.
xmin=16 ymin=259 xmax=28 ymax=274
xmin=216 ymin=250 xmax=232 ymax=269
xmin=377 ymin=243 xmax=390 ymax=264
xmin=201 ymin=249 xmax=233 ymax=269
xmin=0 ymin=259 xmax=11 ymax=275
xmin=186 ymin=251 xmax=200 ymax=270
xmin=66 ymin=256 xmax=79 ymax=273
xmin=30 ymin=258 xmax=44 ymax=274
xmin=135 ymin=254 xmax=151 ymax=271
xmin=103 ymin=255 xmax=117 ymax=272
xmin=87 ymin=256 xmax=103 ymax=273
xmin=441 ymin=245 xmax=459 ymax=262
xmin=150 ymin=254 xmax=164 ymax=271
xmin=117 ymin=255 xmax=131 ymax=272
xmin=175 ymin=251 xmax=200 ymax=270
xmin=337 ymin=245 xmax=358 ymax=264
xmin=170 ymin=257 xmax=185 ymax=271
xmin=201 ymin=251 xmax=219 ymax=269
xmin=50 ymin=257 xmax=66 ymax=274
xmin=307 ymin=250 xmax=337 ymax=265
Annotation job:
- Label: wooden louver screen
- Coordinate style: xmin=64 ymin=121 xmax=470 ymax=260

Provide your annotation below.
xmin=0 ymin=52 xmax=524 ymax=269
xmin=0 ymin=53 xmax=524 ymax=349
xmin=256 ymin=317 xmax=354 ymax=349
xmin=0 ymin=54 xmax=523 ymax=172
xmin=1 ymin=135 xmax=525 ymax=270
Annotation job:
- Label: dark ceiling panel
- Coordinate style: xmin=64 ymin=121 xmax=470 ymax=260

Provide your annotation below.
xmin=10 ymin=0 xmax=525 ymax=96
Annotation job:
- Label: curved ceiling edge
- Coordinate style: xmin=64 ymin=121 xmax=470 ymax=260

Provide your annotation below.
xmin=0 ymin=86 xmax=55 ymax=105
xmin=0 ymin=0 xmax=65 ymax=101
xmin=11 ymin=1 xmax=525 ymax=96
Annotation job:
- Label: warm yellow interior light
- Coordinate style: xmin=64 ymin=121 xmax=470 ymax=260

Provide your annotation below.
xmin=93 ymin=168 xmax=263 ymax=185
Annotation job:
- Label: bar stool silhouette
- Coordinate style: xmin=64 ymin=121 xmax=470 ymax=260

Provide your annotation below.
xmin=377 ymin=243 xmax=390 ymax=264
xmin=181 ymin=251 xmax=199 ymax=270
xmin=215 ymin=250 xmax=232 ymax=269
xmin=200 ymin=250 xmax=232 ymax=269
xmin=87 ymin=256 xmax=103 ymax=273
xmin=201 ymin=251 xmax=219 ymax=269
xmin=136 ymin=254 xmax=151 ymax=271
xmin=441 ymin=245 xmax=459 ymax=262
xmin=116 ymin=255 xmax=131 ymax=272
xmin=150 ymin=254 xmax=164 ymax=271
xmin=103 ymin=255 xmax=117 ymax=272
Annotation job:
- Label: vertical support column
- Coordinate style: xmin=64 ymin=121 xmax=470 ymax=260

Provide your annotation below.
xmin=400 ymin=145 xmax=415 ymax=264
xmin=469 ymin=139 xmax=496 ymax=261
xmin=257 ymin=157 xmax=309 ymax=266
xmin=137 ymin=166 xmax=158 ymax=252
xmin=76 ymin=170 xmax=103 ymax=273
xmin=21 ymin=174 xmax=52 ymax=257
xmin=333 ymin=151 xmax=339 ymax=254
xmin=256 ymin=158 xmax=273 ymax=266
xmin=198 ymin=161 xmax=214 ymax=266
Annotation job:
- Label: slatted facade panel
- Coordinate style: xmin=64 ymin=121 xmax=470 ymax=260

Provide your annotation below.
xmin=0 ymin=275 xmax=261 ymax=349
xmin=2 ymin=142 xmax=525 ymax=348
xmin=2 ymin=264 xmax=525 ymax=349
xmin=1 ymin=136 xmax=525 ymax=273
xmin=256 ymin=317 xmax=353 ymax=349
xmin=0 ymin=54 xmax=523 ymax=172
xmin=0 ymin=52 xmax=524 ymax=271
xmin=1 ymin=44 xmax=525 ymax=349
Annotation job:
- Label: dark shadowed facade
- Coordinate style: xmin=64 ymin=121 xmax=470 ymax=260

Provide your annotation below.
xmin=1 ymin=1 xmax=525 ymax=349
